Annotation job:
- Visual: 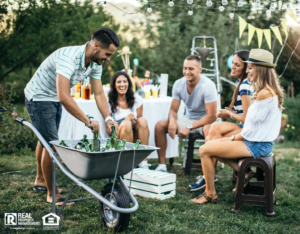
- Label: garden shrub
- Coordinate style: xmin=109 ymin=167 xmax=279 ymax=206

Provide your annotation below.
xmin=283 ymin=95 xmax=300 ymax=141
xmin=0 ymin=82 xmax=37 ymax=154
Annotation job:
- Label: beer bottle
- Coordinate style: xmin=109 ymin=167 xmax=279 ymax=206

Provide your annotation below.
xmin=105 ymin=139 xmax=112 ymax=150
xmin=132 ymin=139 xmax=141 ymax=149
xmin=75 ymin=141 xmax=84 ymax=150
xmin=117 ymin=139 xmax=126 ymax=150
xmin=91 ymin=132 xmax=100 ymax=152
xmin=81 ymin=134 xmax=89 ymax=144
xmin=111 ymin=126 xmax=118 ymax=148
xmin=59 ymin=140 xmax=68 ymax=147
xmin=83 ymin=142 xmax=90 ymax=152
xmin=100 ymin=147 xmax=106 ymax=152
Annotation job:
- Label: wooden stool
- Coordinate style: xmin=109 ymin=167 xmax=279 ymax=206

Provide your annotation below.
xmin=184 ymin=133 xmax=204 ymax=175
xmin=231 ymin=153 xmax=276 ymax=216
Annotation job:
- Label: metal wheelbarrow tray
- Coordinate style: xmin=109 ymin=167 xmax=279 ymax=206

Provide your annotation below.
xmin=15 ymin=117 xmax=159 ymax=232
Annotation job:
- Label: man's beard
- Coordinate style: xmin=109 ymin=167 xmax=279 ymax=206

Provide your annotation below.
xmin=92 ymin=56 xmax=104 ymax=65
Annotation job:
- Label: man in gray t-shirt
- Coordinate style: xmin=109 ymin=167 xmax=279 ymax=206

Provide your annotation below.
xmin=155 ymin=55 xmax=217 ymax=172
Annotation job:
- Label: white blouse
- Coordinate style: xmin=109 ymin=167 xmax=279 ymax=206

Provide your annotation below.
xmin=241 ymin=96 xmax=281 ymax=142
xmin=108 ymin=94 xmax=143 ymax=121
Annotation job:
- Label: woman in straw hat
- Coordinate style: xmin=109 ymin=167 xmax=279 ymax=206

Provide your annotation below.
xmin=191 ymin=49 xmax=284 ymax=204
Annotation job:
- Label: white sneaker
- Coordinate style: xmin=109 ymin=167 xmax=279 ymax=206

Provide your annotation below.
xmin=139 ymin=161 xmax=149 ymax=170
xmin=155 ymin=164 xmax=167 ymax=172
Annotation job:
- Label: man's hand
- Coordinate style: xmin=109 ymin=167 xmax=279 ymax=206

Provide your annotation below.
xmin=88 ymin=120 xmax=100 ymax=133
xmin=168 ymin=119 xmax=178 ymax=139
xmin=125 ymin=113 xmax=137 ymax=126
xmin=216 ymin=109 xmax=231 ymax=119
xmin=178 ymin=127 xmax=191 ymax=138
xmin=106 ymin=120 xmax=118 ymax=133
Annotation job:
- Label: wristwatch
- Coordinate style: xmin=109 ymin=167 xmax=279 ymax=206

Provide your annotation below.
xmin=231 ymin=134 xmax=235 ymax=141
xmin=105 ymin=116 xmax=114 ymax=123
xmin=187 ymin=124 xmax=193 ymax=130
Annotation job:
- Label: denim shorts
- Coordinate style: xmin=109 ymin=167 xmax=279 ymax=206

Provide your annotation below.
xmin=240 ymin=123 xmax=244 ymax=128
xmin=25 ymin=97 xmax=62 ymax=148
xmin=243 ymin=140 xmax=274 ymax=158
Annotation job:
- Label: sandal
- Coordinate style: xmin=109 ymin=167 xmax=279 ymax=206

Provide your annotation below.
xmin=191 ymin=191 xmax=218 ymax=204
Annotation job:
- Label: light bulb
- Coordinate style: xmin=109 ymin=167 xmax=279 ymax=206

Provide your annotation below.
xmin=219 ymin=4 xmax=224 ymax=12
xmin=222 ymin=0 xmax=228 ymax=6
xmin=210 ymin=60 xmax=214 ymax=67
xmin=270 ymin=3 xmax=275 ymax=11
xmin=255 ymin=0 xmax=260 ymax=8
xmin=206 ymin=0 xmax=212 ymax=7
xmin=103 ymin=1 xmax=107 ymax=8
xmin=188 ymin=8 xmax=193 ymax=15
xmin=237 ymin=0 xmax=243 ymax=7
xmin=147 ymin=5 xmax=152 ymax=13
xmin=55 ymin=0 xmax=60 ymax=3
xmin=229 ymin=11 xmax=234 ymax=19
xmin=266 ymin=9 xmax=271 ymax=15
xmin=286 ymin=4 xmax=291 ymax=12
xmin=169 ymin=0 xmax=174 ymax=7
xmin=187 ymin=0 xmax=193 ymax=4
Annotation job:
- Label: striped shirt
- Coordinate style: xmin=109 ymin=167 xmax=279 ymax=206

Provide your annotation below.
xmin=24 ymin=42 xmax=102 ymax=102
xmin=234 ymin=79 xmax=253 ymax=114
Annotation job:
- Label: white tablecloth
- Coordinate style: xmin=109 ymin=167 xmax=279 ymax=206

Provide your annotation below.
xmin=58 ymin=96 xmax=184 ymax=158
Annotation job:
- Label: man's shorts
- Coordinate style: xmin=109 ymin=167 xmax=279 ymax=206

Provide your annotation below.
xmin=25 ymin=97 xmax=62 ymax=148
xmin=176 ymin=116 xmax=204 ymax=137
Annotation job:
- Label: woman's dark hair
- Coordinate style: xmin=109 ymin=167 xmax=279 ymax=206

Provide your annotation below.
xmin=108 ymin=71 xmax=135 ymax=114
xmin=229 ymin=50 xmax=250 ymax=109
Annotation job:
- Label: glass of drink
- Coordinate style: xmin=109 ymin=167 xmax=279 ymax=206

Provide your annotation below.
xmin=74 ymin=92 xmax=80 ymax=99
xmin=144 ymin=92 xmax=150 ymax=99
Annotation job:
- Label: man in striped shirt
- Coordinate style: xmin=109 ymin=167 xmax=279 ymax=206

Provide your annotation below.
xmin=24 ymin=28 xmax=119 ymax=206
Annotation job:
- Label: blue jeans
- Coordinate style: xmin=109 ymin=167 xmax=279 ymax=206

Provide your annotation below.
xmin=243 ymin=140 xmax=274 ymax=158
xmin=25 ymin=97 xmax=62 ymax=148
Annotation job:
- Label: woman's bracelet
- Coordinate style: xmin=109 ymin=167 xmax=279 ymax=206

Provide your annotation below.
xmin=230 ymin=112 xmax=234 ymax=120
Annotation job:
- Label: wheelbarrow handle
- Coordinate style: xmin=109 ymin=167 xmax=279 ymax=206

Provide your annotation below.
xmin=16 ymin=117 xmax=26 ymax=125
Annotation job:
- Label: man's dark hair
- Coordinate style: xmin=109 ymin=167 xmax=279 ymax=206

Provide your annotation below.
xmin=92 ymin=28 xmax=120 ymax=48
xmin=185 ymin=55 xmax=202 ymax=64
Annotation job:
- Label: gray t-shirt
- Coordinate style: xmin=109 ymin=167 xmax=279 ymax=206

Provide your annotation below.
xmin=172 ymin=75 xmax=217 ymax=120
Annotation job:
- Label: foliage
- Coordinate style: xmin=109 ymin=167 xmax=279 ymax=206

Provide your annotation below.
xmin=283 ymin=95 xmax=300 ymax=141
xmin=0 ymin=82 xmax=37 ymax=154
xmin=0 ymin=145 xmax=300 ymax=233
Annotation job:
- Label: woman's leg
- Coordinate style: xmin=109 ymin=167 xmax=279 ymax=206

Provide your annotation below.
xmin=118 ymin=120 xmax=134 ymax=142
xmin=206 ymin=122 xmax=242 ymax=142
xmin=192 ymin=139 xmax=252 ymax=204
xmin=135 ymin=117 xmax=150 ymax=162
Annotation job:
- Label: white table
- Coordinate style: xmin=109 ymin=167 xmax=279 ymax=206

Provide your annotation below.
xmin=58 ymin=96 xmax=184 ymax=159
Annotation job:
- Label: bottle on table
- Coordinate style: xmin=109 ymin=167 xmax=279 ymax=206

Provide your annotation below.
xmin=131 ymin=139 xmax=141 ymax=149
xmin=85 ymin=77 xmax=91 ymax=100
xmin=111 ymin=126 xmax=119 ymax=148
xmin=91 ymin=132 xmax=100 ymax=152
xmin=81 ymin=79 xmax=86 ymax=99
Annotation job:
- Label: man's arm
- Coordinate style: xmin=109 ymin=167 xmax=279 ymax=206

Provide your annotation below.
xmin=56 ymin=74 xmax=99 ymax=133
xmin=168 ymin=99 xmax=181 ymax=139
xmin=90 ymin=77 xmax=118 ymax=132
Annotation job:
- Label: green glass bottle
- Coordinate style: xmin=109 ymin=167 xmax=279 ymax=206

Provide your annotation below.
xmin=91 ymin=132 xmax=100 ymax=152
xmin=59 ymin=140 xmax=68 ymax=147
xmin=83 ymin=142 xmax=90 ymax=152
xmin=100 ymin=147 xmax=106 ymax=152
xmin=111 ymin=126 xmax=118 ymax=148
xmin=81 ymin=134 xmax=89 ymax=144
xmin=75 ymin=141 xmax=84 ymax=150
xmin=105 ymin=139 xmax=112 ymax=150
xmin=117 ymin=139 xmax=126 ymax=150
xmin=132 ymin=139 xmax=141 ymax=149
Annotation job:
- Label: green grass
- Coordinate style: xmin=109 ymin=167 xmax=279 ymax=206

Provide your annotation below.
xmin=0 ymin=143 xmax=300 ymax=233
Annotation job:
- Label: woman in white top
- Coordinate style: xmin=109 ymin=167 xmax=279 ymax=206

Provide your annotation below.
xmin=191 ymin=49 xmax=284 ymax=205
xmin=107 ymin=71 xmax=150 ymax=169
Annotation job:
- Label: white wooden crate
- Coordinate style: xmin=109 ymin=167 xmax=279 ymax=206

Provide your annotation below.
xmin=124 ymin=168 xmax=176 ymax=200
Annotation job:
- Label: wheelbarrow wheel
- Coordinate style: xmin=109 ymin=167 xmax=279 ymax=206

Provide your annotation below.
xmin=99 ymin=182 xmax=130 ymax=232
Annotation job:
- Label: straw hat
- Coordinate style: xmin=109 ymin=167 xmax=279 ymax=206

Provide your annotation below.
xmin=244 ymin=49 xmax=276 ymax=68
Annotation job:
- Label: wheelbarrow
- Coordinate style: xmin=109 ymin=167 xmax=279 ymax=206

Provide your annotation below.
xmin=15 ymin=117 xmax=159 ymax=232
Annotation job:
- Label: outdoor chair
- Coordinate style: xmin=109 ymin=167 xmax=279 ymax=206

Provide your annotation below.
xmin=231 ymin=153 xmax=276 ymax=216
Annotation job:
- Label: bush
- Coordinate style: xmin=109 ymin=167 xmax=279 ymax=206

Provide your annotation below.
xmin=0 ymin=82 xmax=37 ymax=154
xmin=283 ymin=95 xmax=300 ymax=141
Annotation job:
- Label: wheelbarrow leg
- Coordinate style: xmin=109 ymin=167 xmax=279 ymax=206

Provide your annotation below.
xmin=52 ymin=159 xmax=56 ymax=214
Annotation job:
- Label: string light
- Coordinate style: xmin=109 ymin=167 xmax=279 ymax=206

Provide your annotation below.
xmin=55 ymin=0 xmax=60 ymax=3
xmin=206 ymin=0 xmax=213 ymax=7
xmin=266 ymin=8 xmax=271 ymax=15
xmin=237 ymin=0 xmax=243 ymax=7
xmin=188 ymin=8 xmax=193 ymax=15
xmin=187 ymin=0 xmax=193 ymax=4
xmin=168 ymin=0 xmax=174 ymax=7
xmin=103 ymin=1 xmax=107 ymax=8
xmin=229 ymin=11 xmax=234 ymax=19
xmin=219 ymin=3 xmax=224 ymax=12
xmin=255 ymin=0 xmax=260 ymax=8
xmin=286 ymin=3 xmax=291 ymax=12
xmin=210 ymin=60 xmax=214 ymax=67
xmin=222 ymin=0 xmax=228 ymax=6
xmin=270 ymin=3 xmax=275 ymax=12
xmin=147 ymin=5 xmax=152 ymax=13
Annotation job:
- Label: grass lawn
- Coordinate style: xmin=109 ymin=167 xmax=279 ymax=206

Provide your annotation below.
xmin=0 ymin=142 xmax=300 ymax=233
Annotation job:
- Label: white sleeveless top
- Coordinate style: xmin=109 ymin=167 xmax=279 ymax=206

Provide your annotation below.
xmin=241 ymin=96 xmax=281 ymax=142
